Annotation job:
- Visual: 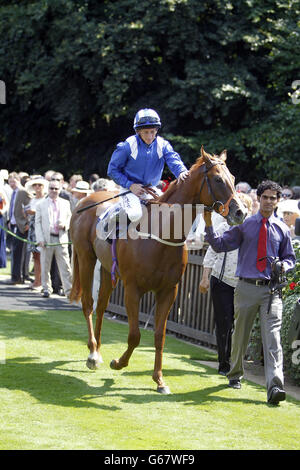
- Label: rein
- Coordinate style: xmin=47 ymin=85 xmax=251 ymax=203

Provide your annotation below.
xmin=128 ymin=160 xmax=235 ymax=248
xmin=135 ymin=231 xmax=186 ymax=246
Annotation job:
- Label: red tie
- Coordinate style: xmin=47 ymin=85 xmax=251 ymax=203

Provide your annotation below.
xmin=256 ymin=217 xmax=268 ymax=272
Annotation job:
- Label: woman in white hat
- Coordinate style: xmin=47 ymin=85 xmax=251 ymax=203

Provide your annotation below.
xmin=25 ymin=176 xmax=49 ymax=290
xmin=277 ymin=198 xmax=300 ymax=239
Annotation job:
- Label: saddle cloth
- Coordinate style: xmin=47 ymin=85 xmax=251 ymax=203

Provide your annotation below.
xmin=96 ymin=203 xmax=128 ymax=242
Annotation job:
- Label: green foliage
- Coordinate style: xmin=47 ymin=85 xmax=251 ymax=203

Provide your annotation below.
xmin=281 ymin=240 xmax=300 ymax=384
xmin=281 ymin=293 xmax=300 ymax=385
xmin=0 ymin=0 xmax=299 ymax=183
xmin=283 ymin=240 xmax=300 ymax=298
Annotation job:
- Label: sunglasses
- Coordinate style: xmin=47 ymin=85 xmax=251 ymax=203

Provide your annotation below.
xmin=282 ymin=193 xmax=292 ymax=198
xmin=49 ymin=187 xmax=59 ymax=190
xmin=51 ymin=178 xmax=62 ymax=181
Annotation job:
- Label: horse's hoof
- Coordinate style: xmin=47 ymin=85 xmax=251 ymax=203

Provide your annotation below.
xmin=110 ymin=359 xmax=118 ymax=370
xmin=157 ymin=386 xmax=171 ymax=395
xmin=86 ymin=358 xmax=99 ymax=370
xmin=86 ymin=352 xmax=103 ymax=370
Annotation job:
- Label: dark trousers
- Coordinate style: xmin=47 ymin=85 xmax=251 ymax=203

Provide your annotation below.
xmin=10 ymin=224 xmax=28 ymax=282
xmin=50 ymin=257 xmax=62 ymax=293
xmin=210 ymin=275 xmax=235 ymax=372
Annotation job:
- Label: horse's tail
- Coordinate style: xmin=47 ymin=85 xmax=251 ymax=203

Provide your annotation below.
xmin=69 ymin=248 xmax=82 ymax=303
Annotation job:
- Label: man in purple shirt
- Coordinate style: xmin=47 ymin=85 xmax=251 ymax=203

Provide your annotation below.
xmin=204 ymin=180 xmax=295 ymax=405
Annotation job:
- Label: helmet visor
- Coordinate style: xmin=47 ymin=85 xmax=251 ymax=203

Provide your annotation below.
xmin=135 ymin=116 xmax=161 ymax=128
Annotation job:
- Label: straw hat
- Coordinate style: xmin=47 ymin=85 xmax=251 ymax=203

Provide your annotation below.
xmin=25 ymin=176 xmax=49 ymax=193
xmin=71 ymin=180 xmax=92 ymax=194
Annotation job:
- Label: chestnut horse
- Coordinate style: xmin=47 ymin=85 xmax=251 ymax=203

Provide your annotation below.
xmin=69 ymin=147 xmax=246 ymax=394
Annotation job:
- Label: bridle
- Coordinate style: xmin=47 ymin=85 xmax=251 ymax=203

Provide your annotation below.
xmin=198 ymin=160 xmax=235 ymax=217
xmin=134 ymin=159 xmax=237 ymax=247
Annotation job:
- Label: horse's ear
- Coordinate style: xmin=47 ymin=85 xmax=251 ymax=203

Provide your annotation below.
xmin=201 ymin=145 xmax=213 ymax=167
xmin=219 ymin=149 xmax=227 ymax=162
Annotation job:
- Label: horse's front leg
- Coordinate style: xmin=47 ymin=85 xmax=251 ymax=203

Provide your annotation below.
xmin=110 ymin=284 xmax=141 ymax=370
xmin=153 ymin=286 xmax=178 ymax=394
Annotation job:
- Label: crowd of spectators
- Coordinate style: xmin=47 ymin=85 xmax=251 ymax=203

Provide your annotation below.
xmin=0 ymin=168 xmax=118 ymax=297
xmin=0 ymin=169 xmax=299 ymax=300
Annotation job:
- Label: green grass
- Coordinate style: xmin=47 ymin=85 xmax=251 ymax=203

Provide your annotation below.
xmin=0 ymin=308 xmax=299 ymax=450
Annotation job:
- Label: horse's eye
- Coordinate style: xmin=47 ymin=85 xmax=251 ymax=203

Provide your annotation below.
xmin=215 ymin=176 xmax=223 ymax=184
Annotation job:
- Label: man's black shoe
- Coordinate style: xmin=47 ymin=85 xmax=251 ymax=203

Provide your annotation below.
xmin=228 ymin=379 xmax=241 ymax=389
xmin=6 ymin=279 xmax=22 ymax=285
xmin=218 ymin=364 xmax=230 ymax=376
xmin=268 ymin=387 xmax=286 ymax=405
xmin=42 ymin=291 xmax=50 ymax=298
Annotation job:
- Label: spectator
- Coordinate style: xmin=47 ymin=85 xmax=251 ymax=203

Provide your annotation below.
xmin=20 ymin=174 xmax=30 ymax=188
xmin=235 ymin=181 xmax=251 ymax=194
xmin=7 ymin=172 xmax=32 ymax=284
xmin=199 ymin=193 xmax=253 ymax=375
xmin=291 ymin=186 xmax=300 ymax=200
xmin=49 ymin=171 xmax=71 ymax=293
xmin=249 ymin=189 xmax=259 ymax=215
xmin=204 ymin=180 xmax=295 ymax=405
xmin=0 ymin=170 xmax=12 ymax=251
xmin=35 ymin=179 xmax=72 ymax=298
xmin=0 ymin=173 xmax=8 ymax=268
xmin=50 ymin=172 xmax=71 ymax=201
xmin=0 ymin=169 xmax=12 ymax=202
xmin=277 ymin=199 xmax=300 ymax=239
xmin=68 ymin=174 xmax=83 ymax=194
xmin=92 ymin=178 xmax=117 ymax=192
xmin=44 ymin=170 xmax=55 ymax=181
xmin=24 ymin=176 xmax=48 ymax=290
xmin=281 ymin=186 xmax=294 ymax=200
xmin=89 ymin=173 xmax=100 ymax=187
xmin=70 ymin=180 xmax=92 ymax=211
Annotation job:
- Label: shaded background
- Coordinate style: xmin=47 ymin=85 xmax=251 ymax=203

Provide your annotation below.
xmin=0 ymin=0 xmax=299 ymax=186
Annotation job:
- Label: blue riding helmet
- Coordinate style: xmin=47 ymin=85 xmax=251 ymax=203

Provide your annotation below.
xmin=133 ymin=109 xmax=161 ymax=130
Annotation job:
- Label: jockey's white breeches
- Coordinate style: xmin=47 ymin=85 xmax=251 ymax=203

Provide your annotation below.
xmin=120 ymin=186 xmax=162 ymax=223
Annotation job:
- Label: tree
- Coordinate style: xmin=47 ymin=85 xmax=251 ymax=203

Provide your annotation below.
xmin=0 ymin=0 xmax=299 ymax=185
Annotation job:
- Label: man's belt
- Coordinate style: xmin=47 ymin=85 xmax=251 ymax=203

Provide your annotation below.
xmin=50 ymin=233 xmax=59 ymax=237
xmin=239 ymin=277 xmax=269 ymax=286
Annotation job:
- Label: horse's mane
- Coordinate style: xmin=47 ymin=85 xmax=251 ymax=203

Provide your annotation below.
xmin=157 ymin=179 xmax=179 ymax=202
xmin=189 ymin=153 xmax=221 ymax=171
xmin=157 ymin=152 xmax=221 ymax=203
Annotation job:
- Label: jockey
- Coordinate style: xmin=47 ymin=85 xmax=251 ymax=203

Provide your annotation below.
xmin=107 ymin=108 xmax=189 ymax=223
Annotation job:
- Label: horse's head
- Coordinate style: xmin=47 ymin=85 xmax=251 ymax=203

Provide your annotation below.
xmin=192 ymin=146 xmax=247 ymax=226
